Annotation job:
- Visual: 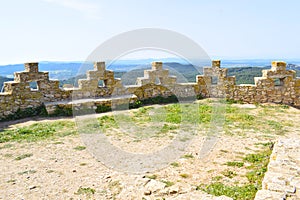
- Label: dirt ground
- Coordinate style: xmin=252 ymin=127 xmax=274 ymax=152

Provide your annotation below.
xmin=0 ymin=103 xmax=300 ymax=200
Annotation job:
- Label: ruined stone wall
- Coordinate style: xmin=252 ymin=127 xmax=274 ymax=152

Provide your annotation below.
xmin=196 ymin=60 xmax=300 ymax=107
xmin=0 ymin=60 xmax=299 ymax=120
xmin=254 ymin=138 xmax=300 ymax=199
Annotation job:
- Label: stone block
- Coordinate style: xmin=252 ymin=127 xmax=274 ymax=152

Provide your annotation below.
xmin=272 ymin=61 xmax=287 ymax=71
xmin=25 ymin=63 xmax=39 ymax=73
xmin=94 ymin=62 xmax=106 ymax=71
xmin=212 ymin=60 xmax=221 ymax=68
xmin=78 ymin=79 xmax=98 ymax=90
xmin=152 ymin=62 xmax=163 ymax=70
xmin=254 ymin=190 xmax=286 ymax=200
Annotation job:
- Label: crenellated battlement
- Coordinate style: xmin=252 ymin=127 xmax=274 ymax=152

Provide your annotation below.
xmin=0 ymin=60 xmax=299 ymax=120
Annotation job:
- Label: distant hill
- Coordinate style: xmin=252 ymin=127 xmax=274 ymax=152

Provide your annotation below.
xmin=1 ymin=62 xmax=299 ymax=89
xmin=0 ymin=76 xmax=13 ymax=91
xmin=228 ymin=67 xmax=267 ymax=84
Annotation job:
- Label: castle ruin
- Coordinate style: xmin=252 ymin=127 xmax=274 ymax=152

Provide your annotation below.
xmin=0 ymin=60 xmax=299 ymax=120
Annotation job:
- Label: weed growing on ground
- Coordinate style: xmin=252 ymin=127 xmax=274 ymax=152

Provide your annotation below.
xmin=199 ymin=144 xmax=273 ymax=200
xmin=75 ymin=187 xmax=95 ymax=196
xmin=15 ymin=153 xmax=33 ymax=160
xmin=74 ymin=146 xmax=86 ymax=151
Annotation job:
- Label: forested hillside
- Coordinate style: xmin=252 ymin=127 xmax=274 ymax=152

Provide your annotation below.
xmin=1 ymin=64 xmax=299 ymax=89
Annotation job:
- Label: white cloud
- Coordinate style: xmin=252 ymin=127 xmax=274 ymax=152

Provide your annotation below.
xmin=44 ymin=0 xmax=101 ymax=20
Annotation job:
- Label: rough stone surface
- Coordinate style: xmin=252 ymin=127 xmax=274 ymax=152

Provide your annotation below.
xmin=0 ymin=60 xmax=299 ymax=120
xmin=254 ymin=138 xmax=300 ymax=200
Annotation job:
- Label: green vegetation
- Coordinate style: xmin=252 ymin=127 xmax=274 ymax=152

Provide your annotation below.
xmin=98 ymin=115 xmax=118 ymax=130
xmin=170 ymin=162 xmax=180 ymax=167
xmin=146 ymin=174 xmax=157 ymax=180
xmin=197 ymin=183 xmax=257 ymax=200
xmin=18 ymin=169 xmax=37 ymax=175
xmin=0 ymin=96 xmax=293 ymax=199
xmin=227 ymin=67 xmax=266 ymax=85
xmin=179 ymin=173 xmax=190 ymax=178
xmin=244 ymin=147 xmax=273 ymax=186
xmin=212 ymin=176 xmax=223 ymax=181
xmin=74 ymin=146 xmax=86 ymax=151
xmin=0 ymin=121 xmax=76 ymax=143
xmin=161 ymin=180 xmax=175 ymax=187
xmin=75 ymin=187 xmax=96 ymax=196
xmin=0 ymin=100 xmax=289 ymax=144
xmin=221 ymin=170 xmax=237 ymax=178
xmin=56 ymin=64 xmax=299 ymax=87
xmin=15 ymin=153 xmax=33 ymax=160
xmin=182 ymin=154 xmax=194 ymax=159
xmin=198 ymin=145 xmax=273 ymax=200
xmin=225 ymin=161 xmax=244 ymax=168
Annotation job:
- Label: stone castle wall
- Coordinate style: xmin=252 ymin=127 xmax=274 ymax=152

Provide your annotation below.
xmin=0 ymin=60 xmax=299 ymax=120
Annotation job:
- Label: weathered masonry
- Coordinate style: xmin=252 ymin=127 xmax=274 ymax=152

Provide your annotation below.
xmin=0 ymin=60 xmax=299 ymax=120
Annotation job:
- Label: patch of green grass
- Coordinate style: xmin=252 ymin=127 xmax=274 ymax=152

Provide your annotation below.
xmin=159 ymin=124 xmax=178 ymax=134
xmin=165 ymin=104 xmax=182 ymax=124
xmin=0 ymin=121 xmax=76 ymax=143
xmin=74 ymin=146 xmax=86 ymax=151
xmin=18 ymin=169 xmax=37 ymax=175
xmin=7 ymin=179 xmax=16 ymax=183
xmin=221 ymin=170 xmax=237 ymax=178
xmin=243 ymin=147 xmax=273 ymax=186
xmin=267 ymin=120 xmax=284 ymax=133
xmin=200 ymin=145 xmax=273 ymax=200
xmin=226 ymin=161 xmax=244 ymax=168
xmin=243 ymin=150 xmax=270 ymax=164
xmin=179 ymin=173 xmax=190 ymax=178
xmin=198 ymin=104 xmax=212 ymax=123
xmin=75 ymin=187 xmax=95 ymax=196
xmin=197 ymin=183 xmax=257 ymax=200
xmin=255 ymin=142 xmax=274 ymax=147
xmin=220 ymin=149 xmax=229 ymax=153
xmin=80 ymin=163 xmax=87 ymax=166
xmin=134 ymin=106 xmax=152 ymax=117
xmin=279 ymin=105 xmax=290 ymax=109
xmin=53 ymin=141 xmax=64 ymax=144
xmin=212 ymin=176 xmax=223 ymax=181
xmin=161 ymin=180 xmax=175 ymax=187
xmin=182 ymin=154 xmax=194 ymax=159
xmin=15 ymin=153 xmax=33 ymax=160
xmin=97 ymin=115 xmax=118 ymax=130
xmin=225 ymin=106 xmax=238 ymax=113
xmin=146 ymin=174 xmax=157 ymax=180
xmin=170 ymin=162 xmax=180 ymax=167
xmin=226 ymin=113 xmax=255 ymax=125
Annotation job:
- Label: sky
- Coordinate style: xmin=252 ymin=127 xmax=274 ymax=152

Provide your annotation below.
xmin=0 ymin=0 xmax=300 ymax=64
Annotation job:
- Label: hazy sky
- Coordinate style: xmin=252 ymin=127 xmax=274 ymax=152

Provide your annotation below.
xmin=0 ymin=0 xmax=300 ymax=64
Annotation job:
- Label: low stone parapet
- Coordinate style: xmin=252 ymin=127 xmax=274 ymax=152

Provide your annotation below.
xmin=254 ymin=138 xmax=300 ymax=200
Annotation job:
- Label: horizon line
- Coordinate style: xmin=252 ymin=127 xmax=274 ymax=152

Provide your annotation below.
xmin=1 ymin=57 xmax=300 ymax=66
